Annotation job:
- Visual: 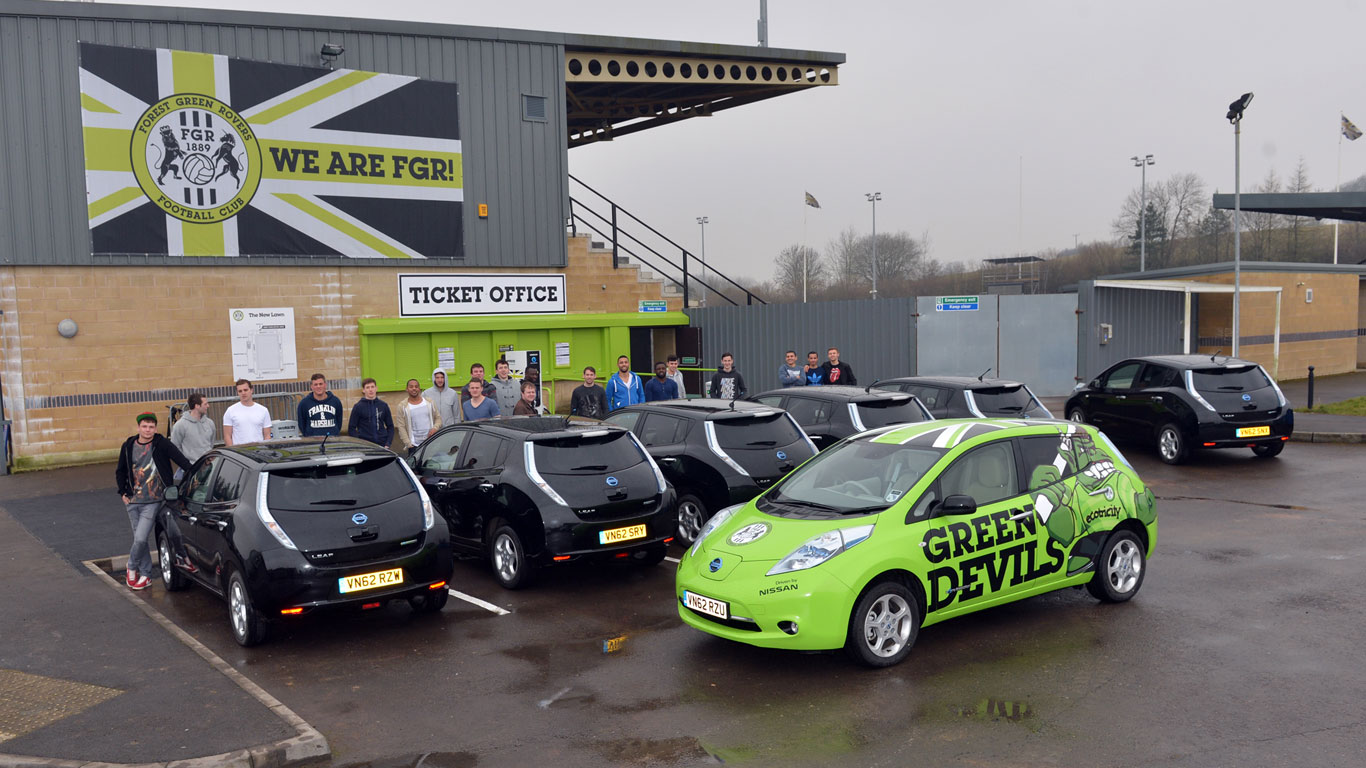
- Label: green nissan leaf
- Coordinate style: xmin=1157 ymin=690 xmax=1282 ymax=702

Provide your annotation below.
xmin=676 ymin=419 xmax=1157 ymax=667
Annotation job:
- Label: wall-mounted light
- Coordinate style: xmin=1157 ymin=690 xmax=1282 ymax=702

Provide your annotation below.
xmin=57 ymin=319 xmax=78 ymax=338
xmin=320 ymin=43 xmax=345 ymax=69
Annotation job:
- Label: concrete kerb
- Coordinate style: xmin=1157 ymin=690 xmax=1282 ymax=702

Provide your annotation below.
xmin=0 ymin=557 xmax=329 ymax=768
xmin=1290 ymin=431 xmax=1366 ymax=444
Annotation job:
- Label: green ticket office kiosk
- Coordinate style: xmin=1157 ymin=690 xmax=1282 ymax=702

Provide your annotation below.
xmin=358 ymin=311 xmax=699 ymax=408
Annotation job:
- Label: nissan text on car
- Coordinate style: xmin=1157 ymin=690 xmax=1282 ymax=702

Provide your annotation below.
xmin=676 ymin=419 xmax=1157 ymax=667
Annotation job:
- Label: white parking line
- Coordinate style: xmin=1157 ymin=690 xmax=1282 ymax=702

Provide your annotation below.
xmin=664 ymin=556 xmax=680 ymax=564
xmin=448 ymin=588 xmax=511 ymax=615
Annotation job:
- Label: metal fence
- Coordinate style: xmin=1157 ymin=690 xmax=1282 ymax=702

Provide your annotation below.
xmin=166 ymin=393 xmax=302 ymax=442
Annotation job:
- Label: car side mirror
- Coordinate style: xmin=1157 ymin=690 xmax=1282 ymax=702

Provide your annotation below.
xmin=164 ymin=486 xmax=179 ymax=501
xmin=941 ymin=494 xmax=976 ymax=516
xmin=1089 ymin=379 xmax=1101 ymax=389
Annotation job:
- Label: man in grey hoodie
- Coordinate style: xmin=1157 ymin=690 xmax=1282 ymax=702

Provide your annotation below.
xmin=170 ymin=393 xmax=215 ymax=476
xmin=423 ymin=367 xmax=461 ymax=425
xmin=487 ymin=358 xmax=522 ymax=417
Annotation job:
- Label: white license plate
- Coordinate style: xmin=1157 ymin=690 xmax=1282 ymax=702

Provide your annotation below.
xmin=599 ymin=524 xmax=647 ymax=545
xmin=684 ymin=590 xmax=729 ymax=620
xmin=1236 ymin=426 xmax=1271 ymax=438
xmin=338 ymin=567 xmax=403 ymax=594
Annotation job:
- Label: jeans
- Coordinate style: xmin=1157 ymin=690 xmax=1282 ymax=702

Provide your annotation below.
xmin=125 ymin=501 xmax=160 ymax=577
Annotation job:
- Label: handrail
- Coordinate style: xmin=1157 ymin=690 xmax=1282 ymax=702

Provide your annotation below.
xmin=569 ymin=174 xmax=765 ymax=305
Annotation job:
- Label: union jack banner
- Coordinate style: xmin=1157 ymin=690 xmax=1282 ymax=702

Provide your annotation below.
xmin=78 ymin=43 xmax=462 ymax=258
xmin=1343 ymin=114 xmax=1362 ymax=141
xmin=804 ymin=191 xmax=821 ymax=209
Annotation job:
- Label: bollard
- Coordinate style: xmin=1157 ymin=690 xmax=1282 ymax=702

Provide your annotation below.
xmin=1306 ymin=365 xmax=1315 ymax=410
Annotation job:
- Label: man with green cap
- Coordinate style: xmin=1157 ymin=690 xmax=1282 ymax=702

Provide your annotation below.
xmin=115 ymin=412 xmax=193 ymax=590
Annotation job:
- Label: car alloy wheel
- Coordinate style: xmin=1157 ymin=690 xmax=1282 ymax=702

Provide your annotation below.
xmin=489 ymin=522 xmax=537 ymax=589
xmin=1157 ymin=424 xmax=1187 ymax=464
xmin=493 ymin=533 xmax=519 ymax=583
xmin=676 ymin=494 xmax=707 ymax=544
xmin=862 ymin=593 xmax=913 ymax=658
xmin=1087 ymin=530 xmax=1146 ymax=603
xmin=1067 ymin=408 xmax=1086 ymax=423
xmin=845 ymin=581 xmax=920 ymax=667
xmin=157 ymin=532 xmax=186 ymax=591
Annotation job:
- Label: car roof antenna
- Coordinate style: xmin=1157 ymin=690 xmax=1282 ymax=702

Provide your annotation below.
xmin=729 ymin=397 xmax=737 ymax=411
xmin=865 ymin=379 xmax=880 ymax=393
xmin=319 ymin=433 xmax=328 ymax=454
xmin=977 ymin=367 xmax=992 ymax=382
xmin=1210 ymin=349 xmax=1223 ymax=364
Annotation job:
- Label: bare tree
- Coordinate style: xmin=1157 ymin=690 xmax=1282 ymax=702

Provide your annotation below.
xmin=1286 ymin=156 xmax=1313 ymax=260
xmin=771 ymin=245 xmax=826 ymax=301
xmin=1248 ymin=168 xmax=1282 ymax=259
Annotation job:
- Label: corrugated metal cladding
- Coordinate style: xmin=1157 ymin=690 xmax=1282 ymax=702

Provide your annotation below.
xmin=1077 ymin=281 xmax=1186 ymax=380
xmin=0 ymin=3 xmax=568 ymax=268
xmin=685 ymin=298 xmax=918 ymax=388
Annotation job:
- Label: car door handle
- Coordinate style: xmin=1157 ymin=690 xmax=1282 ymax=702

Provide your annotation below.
xmin=215 ymin=520 xmax=229 ymax=531
xmin=436 ymin=480 xmax=451 ymax=491
xmin=1008 ymin=509 xmax=1032 ymax=521
xmin=478 ymin=483 xmax=495 ymax=493
xmin=1153 ymin=395 xmax=1163 ymax=402
xmin=186 ymin=516 xmax=198 ymax=524
xmin=1115 ymin=395 xmax=1126 ymax=400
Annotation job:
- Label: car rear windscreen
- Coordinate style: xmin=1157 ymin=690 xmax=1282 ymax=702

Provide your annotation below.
xmin=857 ymin=398 xmax=929 ymax=427
xmin=1192 ymin=366 xmax=1272 ymax=393
xmin=533 ymin=432 xmax=644 ymax=474
xmin=713 ymin=413 xmax=804 ymax=449
xmin=973 ymin=386 xmax=1047 ymax=416
xmin=267 ymin=458 xmax=413 ymax=511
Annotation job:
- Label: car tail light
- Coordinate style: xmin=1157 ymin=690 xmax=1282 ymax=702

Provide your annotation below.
xmin=280 ymin=607 xmax=304 ymax=615
xmin=553 ymin=555 xmax=571 ymax=561
xmin=256 ymin=474 xmax=299 ymax=550
xmin=703 ymin=421 xmax=750 ymax=476
xmin=428 ymin=581 xmax=447 ymax=590
xmin=1203 ymin=442 xmax=1216 ymax=447
xmin=362 ymin=602 xmax=381 ymax=610
xmin=524 ymin=442 xmax=570 ymax=507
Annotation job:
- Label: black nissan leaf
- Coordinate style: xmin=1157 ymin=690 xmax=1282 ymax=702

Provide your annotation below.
xmin=411 ymin=416 xmax=677 ymax=589
xmin=156 ymin=437 xmax=454 ymax=647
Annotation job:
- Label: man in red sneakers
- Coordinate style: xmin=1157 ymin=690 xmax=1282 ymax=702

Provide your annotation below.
xmin=115 ymin=412 xmax=193 ymax=590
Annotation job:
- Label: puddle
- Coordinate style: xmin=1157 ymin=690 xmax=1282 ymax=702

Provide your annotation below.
xmin=593 ymin=736 xmax=718 ymax=765
xmin=958 ymin=698 xmax=1035 ymax=723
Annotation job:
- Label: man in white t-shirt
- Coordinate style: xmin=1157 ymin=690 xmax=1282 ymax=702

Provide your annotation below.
xmin=394 ymin=377 xmax=442 ymax=454
xmin=223 ymin=379 xmax=273 ymax=445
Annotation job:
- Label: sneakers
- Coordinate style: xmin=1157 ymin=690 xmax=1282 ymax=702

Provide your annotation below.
xmin=174 ymin=555 xmax=198 ymax=574
xmin=125 ymin=569 xmax=138 ymax=587
xmin=129 ymin=574 xmax=151 ymax=590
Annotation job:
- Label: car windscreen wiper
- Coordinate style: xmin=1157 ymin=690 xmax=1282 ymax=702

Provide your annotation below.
xmin=571 ymin=464 xmax=609 ymax=471
xmin=770 ymin=497 xmax=840 ymax=512
xmin=746 ymin=440 xmax=778 ymax=446
xmin=310 ymin=499 xmax=357 ymax=505
xmin=1217 ymin=385 xmax=1245 ymax=391
xmin=997 ymin=405 xmax=1024 ymax=411
xmin=838 ymin=504 xmax=889 ymax=516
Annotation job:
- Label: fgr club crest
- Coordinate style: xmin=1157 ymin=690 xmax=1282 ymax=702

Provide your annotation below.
xmin=131 ymin=94 xmax=261 ymax=224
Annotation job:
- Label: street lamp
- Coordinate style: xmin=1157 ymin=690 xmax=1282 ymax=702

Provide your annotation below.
xmin=1131 ymin=154 xmax=1155 ymax=271
xmin=696 ymin=216 xmax=709 ymax=308
xmin=1227 ymin=92 xmax=1253 ymax=356
xmin=865 ymin=192 xmax=881 ymax=300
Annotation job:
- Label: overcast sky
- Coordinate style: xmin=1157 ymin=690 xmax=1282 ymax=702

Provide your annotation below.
xmin=105 ymin=0 xmax=1366 ymax=281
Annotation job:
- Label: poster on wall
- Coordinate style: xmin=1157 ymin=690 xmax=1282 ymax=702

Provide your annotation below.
xmin=230 ymin=308 xmax=298 ymax=381
xmin=399 ymin=274 xmax=567 ymax=317
xmin=78 ymin=42 xmax=462 ymax=259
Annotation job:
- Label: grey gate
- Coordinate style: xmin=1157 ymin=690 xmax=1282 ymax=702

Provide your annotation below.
xmin=998 ymin=293 xmax=1078 ymax=397
xmin=915 ymin=295 xmax=998 ymax=379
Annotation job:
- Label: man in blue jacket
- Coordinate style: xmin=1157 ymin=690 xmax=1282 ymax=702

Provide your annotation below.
xmin=297 ymin=373 xmax=343 ymax=436
xmin=605 ymin=355 xmax=644 ymax=411
xmin=347 ymin=378 xmax=393 ymax=448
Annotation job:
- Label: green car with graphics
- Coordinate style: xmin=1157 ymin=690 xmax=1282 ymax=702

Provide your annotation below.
xmin=676 ymin=419 xmax=1157 ymax=667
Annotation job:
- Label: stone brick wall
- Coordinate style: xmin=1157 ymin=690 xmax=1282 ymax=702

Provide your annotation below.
xmin=0 ymin=234 xmax=680 ymax=469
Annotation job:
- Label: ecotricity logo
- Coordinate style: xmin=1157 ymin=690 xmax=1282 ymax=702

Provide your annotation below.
xmin=131 ymin=94 xmax=262 ymax=224
xmin=729 ymin=522 xmax=770 ymax=545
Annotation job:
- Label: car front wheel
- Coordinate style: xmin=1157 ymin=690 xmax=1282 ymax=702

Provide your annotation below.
xmin=844 ymin=580 xmax=920 ymax=668
xmin=1067 ymin=407 xmax=1087 ymax=424
xmin=227 ymin=570 xmax=268 ymax=647
xmin=1252 ymin=441 xmax=1285 ymax=458
xmin=676 ymin=494 xmax=708 ymax=545
xmin=1086 ymin=530 xmax=1146 ymax=603
xmin=157 ymin=531 xmax=187 ymax=592
xmin=489 ymin=521 xmax=537 ymax=590
xmin=1156 ymin=423 xmax=1189 ymax=465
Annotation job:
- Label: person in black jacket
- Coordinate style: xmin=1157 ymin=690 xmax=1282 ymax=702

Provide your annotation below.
xmin=570 ymin=366 xmax=609 ymax=419
xmin=708 ymin=353 xmax=748 ymax=400
xmin=347 ymin=378 xmax=394 ymax=448
xmin=820 ymin=347 xmax=857 ymax=386
xmin=115 ymin=412 xmax=193 ymax=590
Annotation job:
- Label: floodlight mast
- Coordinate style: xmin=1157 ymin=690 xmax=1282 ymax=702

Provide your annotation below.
xmin=1226 ymin=92 xmax=1252 ymax=357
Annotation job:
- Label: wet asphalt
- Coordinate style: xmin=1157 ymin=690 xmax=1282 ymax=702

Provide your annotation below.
xmin=3 ymin=440 xmax=1365 ymax=767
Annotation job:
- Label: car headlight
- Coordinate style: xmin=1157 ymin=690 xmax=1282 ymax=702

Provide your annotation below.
xmin=688 ymin=504 xmax=742 ymax=557
xmin=766 ymin=524 xmax=874 ymax=576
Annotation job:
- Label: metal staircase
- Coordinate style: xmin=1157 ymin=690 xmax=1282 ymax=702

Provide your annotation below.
xmin=568 ymin=175 xmax=766 ymax=307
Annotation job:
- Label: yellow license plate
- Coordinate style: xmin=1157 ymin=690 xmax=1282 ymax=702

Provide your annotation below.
xmin=599 ymin=524 xmax=647 ymax=545
xmin=339 ymin=567 xmax=403 ymax=594
xmin=1236 ymin=426 xmax=1271 ymax=438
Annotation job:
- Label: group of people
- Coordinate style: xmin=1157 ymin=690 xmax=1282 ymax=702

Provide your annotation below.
xmin=779 ymin=347 xmax=857 ymax=388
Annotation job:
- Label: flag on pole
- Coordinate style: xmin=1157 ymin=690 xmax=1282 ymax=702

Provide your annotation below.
xmin=804 ymin=191 xmax=821 ymax=209
xmin=1343 ymin=114 xmax=1362 ymax=141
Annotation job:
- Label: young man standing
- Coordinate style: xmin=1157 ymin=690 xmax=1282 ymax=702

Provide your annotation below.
xmin=460 ymin=363 xmax=486 ymax=403
xmin=347 ymin=378 xmax=393 ymax=448
xmin=116 ymin=412 xmax=193 ymax=590
xmin=394 ymin=378 xmax=442 ymax=454
xmin=522 ymin=366 xmax=543 ymax=411
xmin=570 ymin=366 xmax=609 ymax=419
xmin=423 ymin=367 xmax=460 ymax=427
xmin=708 ymin=353 xmax=748 ymax=400
xmin=644 ymin=361 xmax=680 ymax=402
xmin=666 ymin=355 xmax=686 ymax=398
xmin=297 ymin=373 xmax=343 ymax=437
xmin=803 ymin=351 xmax=826 ymax=386
xmin=223 ymin=379 xmax=272 ymax=445
xmin=605 ymin=355 xmax=644 ymax=411
xmin=779 ymin=350 xmax=804 ymax=388
xmin=461 ymin=379 xmax=501 ymax=421
xmin=487 ymin=359 xmax=522 ymax=416
xmin=513 ymin=380 xmax=540 ymax=416
xmin=821 ymin=347 xmax=857 ymax=386
xmin=170 ymin=393 xmax=215 ymax=469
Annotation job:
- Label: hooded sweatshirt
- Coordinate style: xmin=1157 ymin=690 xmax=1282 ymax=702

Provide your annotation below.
xmin=423 ymin=367 xmax=461 ymax=425
xmin=170 ymin=410 xmax=216 ymax=463
xmin=486 ymin=374 xmax=522 ymax=417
